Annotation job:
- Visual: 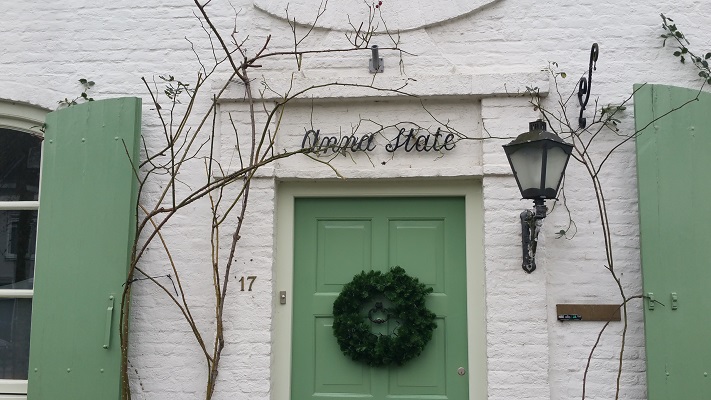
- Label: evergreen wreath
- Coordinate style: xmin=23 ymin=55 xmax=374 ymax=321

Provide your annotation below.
xmin=332 ymin=266 xmax=437 ymax=367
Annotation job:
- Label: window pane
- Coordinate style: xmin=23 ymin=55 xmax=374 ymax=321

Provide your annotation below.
xmin=0 ymin=128 xmax=41 ymax=202
xmin=0 ymin=210 xmax=36 ymax=289
xmin=508 ymin=145 xmax=543 ymax=191
xmin=0 ymin=298 xmax=32 ymax=380
xmin=544 ymin=146 xmax=569 ymax=194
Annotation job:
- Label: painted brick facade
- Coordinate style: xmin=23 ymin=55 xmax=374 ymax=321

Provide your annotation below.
xmin=2 ymin=1 xmax=710 ymax=399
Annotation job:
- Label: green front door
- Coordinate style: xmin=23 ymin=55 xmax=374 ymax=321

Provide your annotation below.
xmin=292 ymin=197 xmax=468 ymax=399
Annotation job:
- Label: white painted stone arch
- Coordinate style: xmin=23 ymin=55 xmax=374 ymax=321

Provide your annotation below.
xmin=253 ymin=0 xmax=502 ymax=33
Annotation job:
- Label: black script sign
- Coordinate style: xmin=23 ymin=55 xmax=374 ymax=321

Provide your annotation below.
xmin=302 ymin=129 xmax=376 ymax=154
xmin=301 ymin=127 xmax=456 ymax=154
xmin=385 ymin=128 xmax=455 ymax=153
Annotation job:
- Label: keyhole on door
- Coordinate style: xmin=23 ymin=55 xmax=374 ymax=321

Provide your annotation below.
xmin=457 ymin=367 xmax=466 ymax=376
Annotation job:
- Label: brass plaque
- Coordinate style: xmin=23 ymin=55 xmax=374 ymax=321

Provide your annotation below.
xmin=556 ymin=304 xmax=621 ymax=322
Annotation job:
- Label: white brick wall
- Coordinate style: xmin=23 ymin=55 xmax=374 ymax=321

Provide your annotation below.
xmin=3 ymin=0 xmax=710 ymax=399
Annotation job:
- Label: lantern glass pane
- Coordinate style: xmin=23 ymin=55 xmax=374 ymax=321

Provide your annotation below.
xmin=544 ymin=146 xmax=569 ymax=193
xmin=508 ymin=145 xmax=543 ymax=191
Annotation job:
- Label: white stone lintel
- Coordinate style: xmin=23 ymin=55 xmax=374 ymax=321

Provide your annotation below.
xmin=219 ymin=71 xmax=550 ymax=102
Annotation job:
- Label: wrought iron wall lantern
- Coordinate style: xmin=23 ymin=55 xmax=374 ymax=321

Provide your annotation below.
xmin=502 ymin=120 xmax=573 ymax=273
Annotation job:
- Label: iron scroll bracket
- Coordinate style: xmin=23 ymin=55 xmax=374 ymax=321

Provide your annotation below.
xmin=578 ymin=43 xmax=599 ymax=129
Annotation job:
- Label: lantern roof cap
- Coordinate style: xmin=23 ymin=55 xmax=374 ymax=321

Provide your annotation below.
xmin=503 ymin=119 xmax=571 ymax=147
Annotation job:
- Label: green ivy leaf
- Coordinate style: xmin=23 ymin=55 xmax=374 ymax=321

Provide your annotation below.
xmin=673 ymin=51 xmax=681 ymax=56
xmin=705 ymin=52 xmax=711 ymax=59
xmin=560 ymin=72 xmax=567 ymax=78
xmin=79 ymin=78 xmax=87 ymax=84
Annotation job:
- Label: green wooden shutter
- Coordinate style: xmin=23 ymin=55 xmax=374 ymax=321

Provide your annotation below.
xmin=27 ymin=98 xmax=141 ymax=400
xmin=635 ymin=84 xmax=711 ymax=399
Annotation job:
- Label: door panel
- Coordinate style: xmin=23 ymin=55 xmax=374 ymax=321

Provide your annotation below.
xmin=292 ymin=197 xmax=468 ymax=400
xmin=317 ymin=220 xmax=373 ymax=293
xmin=314 ymin=317 xmax=371 ymax=394
xmin=389 ymin=220 xmax=444 ymax=291
xmin=388 ymin=318 xmax=447 ymax=396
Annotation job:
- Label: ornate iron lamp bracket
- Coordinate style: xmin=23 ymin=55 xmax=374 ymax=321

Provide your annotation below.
xmin=577 ymin=43 xmax=599 ymax=129
xmin=520 ymin=199 xmax=548 ymax=273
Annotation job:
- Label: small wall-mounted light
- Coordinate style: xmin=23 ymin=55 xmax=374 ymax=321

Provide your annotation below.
xmin=369 ymin=45 xmax=384 ymax=73
xmin=502 ymin=120 xmax=573 ymax=273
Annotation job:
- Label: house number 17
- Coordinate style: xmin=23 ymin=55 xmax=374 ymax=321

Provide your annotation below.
xmin=238 ymin=276 xmax=257 ymax=291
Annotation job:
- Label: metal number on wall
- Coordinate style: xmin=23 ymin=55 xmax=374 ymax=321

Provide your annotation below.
xmin=238 ymin=276 xmax=257 ymax=291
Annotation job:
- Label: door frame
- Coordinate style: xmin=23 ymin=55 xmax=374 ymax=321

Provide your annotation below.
xmin=273 ymin=179 xmax=486 ymax=400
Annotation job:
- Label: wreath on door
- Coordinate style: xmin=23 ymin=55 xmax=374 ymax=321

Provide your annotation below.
xmin=331 ymin=266 xmax=437 ymax=367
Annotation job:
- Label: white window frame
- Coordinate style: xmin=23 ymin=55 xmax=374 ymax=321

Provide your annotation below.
xmin=0 ymin=100 xmax=47 ymax=399
xmin=3 ymin=213 xmax=37 ymax=261
xmin=3 ymin=216 xmax=19 ymax=260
